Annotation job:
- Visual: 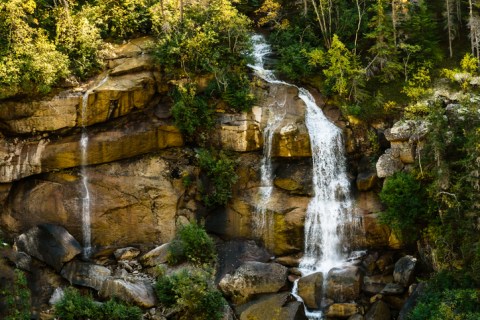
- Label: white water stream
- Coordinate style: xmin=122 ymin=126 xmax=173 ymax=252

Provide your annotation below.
xmin=249 ymin=35 xmax=354 ymax=319
xmin=80 ymin=76 xmax=108 ymax=258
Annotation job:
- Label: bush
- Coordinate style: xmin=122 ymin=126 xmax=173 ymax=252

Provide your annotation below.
xmin=151 ymin=0 xmax=251 ymax=76
xmin=54 ymin=287 xmax=142 ymax=320
xmin=409 ymin=272 xmax=480 ymax=320
xmin=379 ymin=171 xmax=429 ymax=242
xmin=170 ymin=84 xmax=215 ymax=137
xmin=198 ymin=149 xmax=238 ymax=207
xmin=155 ymin=268 xmax=226 ymax=320
xmin=0 ymin=269 xmax=31 ymax=320
xmin=167 ymin=223 xmax=216 ymax=266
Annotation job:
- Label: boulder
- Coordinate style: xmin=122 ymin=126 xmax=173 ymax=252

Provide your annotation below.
xmin=15 ymin=224 xmax=82 ymax=271
xmin=219 ymin=261 xmax=288 ymax=304
xmin=365 ymin=301 xmax=391 ymax=320
xmin=61 ymin=260 xmax=112 ymax=291
xmin=49 ymin=287 xmax=65 ymax=305
xmin=326 ymin=266 xmax=363 ymax=303
xmin=381 ymin=283 xmax=404 ymax=295
xmin=99 ymin=278 xmax=157 ymax=308
xmin=297 ymin=272 xmax=323 ymax=309
xmin=384 ymin=121 xmax=417 ymax=142
xmin=362 ymin=275 xmax=394 ymax=294
xmin=238 ymin=293 xmax=306 ymax=320
xmin=376 ymin=150 xmax=404 ymax=178
xmin=274 ymin=253 xmax=302 ymax=267
xmin=114 ymin=247 xmax=141 ymax=261
xmin=139 ymin=243 xmax=170 ymax=267
xmin=394 ymin=256 xmax=417 ymax=287
xmin=110 ymin=55 xmax=154 ymax=76
xmin=216 ymin=240 xmax=271 ymax=283
xmin=325 ymin=303 xmax=360 ymax=318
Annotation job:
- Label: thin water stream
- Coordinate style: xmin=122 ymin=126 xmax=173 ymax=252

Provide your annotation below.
xmin=80 ymin=75 xmax=108 ymax=258
xmin=249 ymin=35 xmax=354 ymax=319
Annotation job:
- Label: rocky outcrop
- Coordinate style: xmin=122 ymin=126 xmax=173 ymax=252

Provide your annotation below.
xmin=81 ymin=71 xmax=157 ymax=127
xmin=99 ymin=278 xmax=157 ymax=308
xmin=216 ymin=240 xmax=271 ymax=283
xmin=15 ymin=224 xmax=82 ymax=272
xmin=213 ymin=108 xmax=262 ymax=152
xmin=365 ymin=300 xmax=391 ymax=320
xmin=326 ymin=266 xmax=364 ymax=303
xmin=219 ymin=261 xmax=288 ymax=304
xmin=0 ymin=115 xmax=183 ymax=183
xmin=2 ymin=152 xmax=186 ymax=249
xmin=114 ymin=247 xmax=141 ymax=261
xmin=238 ymin=293 xmax=306 ymax=320
xmin=297 ymin=271 xmax=323 ymax=309
xmin=394 ymin=255 xmax=417 ymax=287
xmin=325 ymin=303 xmax=360 ymax=318
xmin=139 ymin=243 xmax=170 ymax=267
xmin=0 ymin=94 xmax=80 ymax=134
xmin=206 ymin=154 xmax=308 ymax=256
xmin=376 ymin=120 xmax=428 ymax=178
xmin=61 ymin=260 xmax=112 ymax=291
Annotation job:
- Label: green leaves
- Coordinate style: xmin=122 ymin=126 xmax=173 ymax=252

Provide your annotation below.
xmin=167 ymin=223 xmax=217 ymax=266
xmin=379 ymin=171 xmax=429 ymax=242
xmin=0 ymin=0 xmax=69 ymax=98
xmin=198 ymin=149 xmax=238 ymax=208
xmin=156 ymin=268 xmax=226 ymax=320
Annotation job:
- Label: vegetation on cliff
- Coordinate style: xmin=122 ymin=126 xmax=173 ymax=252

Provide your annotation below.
xmin=1 ymin=0 xmax=479 ymax=318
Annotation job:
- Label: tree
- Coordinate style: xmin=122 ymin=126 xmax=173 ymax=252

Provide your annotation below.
xmin=444 ymin=0 xmax=457 ymax=58
xmin=365 ymin=0 xmax=401 ymax=82
xmin=0 ymin=0 xmax=69 ymax=98
xmin=309 ymin=34 xmax=366 ymax=101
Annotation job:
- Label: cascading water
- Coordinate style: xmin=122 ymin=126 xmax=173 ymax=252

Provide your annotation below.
xmin=249 ymin=35 xmax=354 ymax=319
xmin=80 ymin=76 xmax=108 ymax=258
xmin=249 ymin=35 xmax=288 ymax=239
xmin=298 ymin=87 xmax=353 ymax=275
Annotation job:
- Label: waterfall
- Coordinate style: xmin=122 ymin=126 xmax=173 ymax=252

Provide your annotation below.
xmin=249 ymin=35 xmax=354 ymax=318
xmin=80 ymin=75 xmax=108 ymax=258
xmin=249 ymin=35 xmax=288 ymax=240
xmin=298 ymin=87 xmax=353 ymax=275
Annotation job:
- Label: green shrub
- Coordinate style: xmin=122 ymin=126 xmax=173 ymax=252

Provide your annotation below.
xmin=151 ymin=0 xmax=251 ymax=76
xmin=211 ymin=72 xmax=256 ymax=112
xmin=97 ymin=0 xmax=154 ymax=39
xmin=167 ymin=223 xmax=216 ymax=266
xmin=171 ymin=84 xmax=215 ymax=137
xmin=409 ymin=272 xmax=480 ymax=320
xmin=379 ymin=171 xmax=429 ymax=242
xmin=100 ymin=298 xmax=143 ymax=320
xmin=54 ymin=288 xmax=101 ymax=320
xmin=0 ymin=269 xmax=31 ymax=320
xmin=198 ymin=149 xmax=238 ymax=207
xmin=155 ymin=268 xmax=226 ymax=320
xmin=54 ymin=287 xmax=142 ymax=320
